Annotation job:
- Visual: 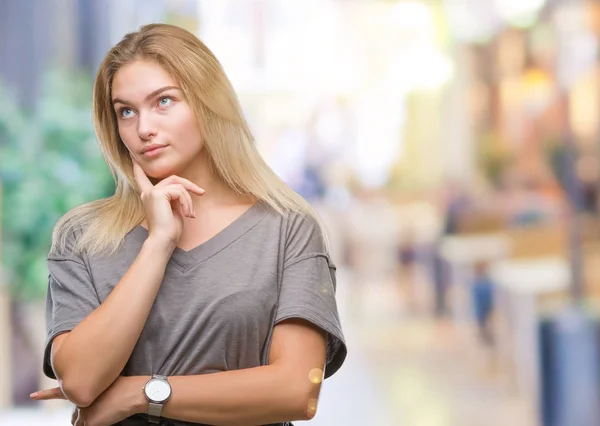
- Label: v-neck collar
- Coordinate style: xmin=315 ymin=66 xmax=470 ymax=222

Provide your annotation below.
xmin=128 ymin=202 xmax=269 ymax=272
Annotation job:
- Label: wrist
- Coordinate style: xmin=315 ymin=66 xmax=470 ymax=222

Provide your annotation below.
xmin=142 ymin=235 xmax=177 ymax=257
xmin=125 ymin=376 xmax=153 ymax=416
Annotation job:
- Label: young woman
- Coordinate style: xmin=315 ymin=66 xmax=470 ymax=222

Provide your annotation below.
xmin=31 ymin=23 xmax=346 ymax=426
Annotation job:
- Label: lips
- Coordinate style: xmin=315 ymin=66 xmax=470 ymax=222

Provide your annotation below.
xmin=141 ymin=144 xmax=167 ymax=156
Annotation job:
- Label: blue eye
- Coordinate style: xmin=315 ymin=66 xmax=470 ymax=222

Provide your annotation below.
xmin=158 ymin=97 xmax=173 ymax=107
xmin=120 ymin=108 xmax=135 ymax=119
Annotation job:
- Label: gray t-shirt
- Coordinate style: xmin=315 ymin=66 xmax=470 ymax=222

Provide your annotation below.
xmin=43 ymin=202 xmax=346 ymax=426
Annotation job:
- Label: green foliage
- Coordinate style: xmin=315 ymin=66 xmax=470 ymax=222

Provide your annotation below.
xmin=1 ymin=70 xmax=115 ymax=301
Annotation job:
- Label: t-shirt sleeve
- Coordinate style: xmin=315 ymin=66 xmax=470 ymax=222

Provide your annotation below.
xmin=275 ymin=213 xmax=347 ymax=379
xmin=43 ymin=229 xmax=100 ymax=379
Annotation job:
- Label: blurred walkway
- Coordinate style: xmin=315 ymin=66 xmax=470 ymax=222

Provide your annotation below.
xmin=353 ymin=317 xmax=532 ymax=426
xmin=330 ymin=267 xmax=533 ymax=426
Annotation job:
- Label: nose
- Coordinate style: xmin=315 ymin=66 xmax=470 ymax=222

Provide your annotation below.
xmin=137 ymin=112 xmax=157 ymax=141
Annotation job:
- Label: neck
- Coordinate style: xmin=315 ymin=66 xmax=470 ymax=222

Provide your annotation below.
xmin=177 ymin=153 xmax=253 ymax=210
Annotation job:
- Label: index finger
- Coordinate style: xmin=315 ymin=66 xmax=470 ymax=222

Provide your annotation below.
xmin=131 ymin=156 xmax=154 ymax=192
xmin=30 ymin=387 xmax=67 ymax=401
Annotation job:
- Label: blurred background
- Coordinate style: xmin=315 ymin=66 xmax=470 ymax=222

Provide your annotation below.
xmin=2 ymin=0 xmax=600 ymax=425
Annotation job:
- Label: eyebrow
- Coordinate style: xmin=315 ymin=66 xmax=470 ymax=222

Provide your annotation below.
xmin=112 ymin=85 xmax=180 ymax=106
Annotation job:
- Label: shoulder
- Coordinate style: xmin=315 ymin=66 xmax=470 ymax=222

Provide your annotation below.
xmin=281 ymin=209 xmax=327 ymax=261
xmin=245 ymin=202 xmax=329 ymax=262
xmin=49 ymin=218 xmax=83 ymax=260
xmin=283 ymin=209 xmax=321 ymax=239
xmin=49 ymin=201 xmax=100 ymax=259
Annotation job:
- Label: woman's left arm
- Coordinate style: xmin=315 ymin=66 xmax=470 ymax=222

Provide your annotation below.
xmin=33 ymin=318 xmax=327 ymax=426
xmin=161 ymin=318 xmax=327 ymax=425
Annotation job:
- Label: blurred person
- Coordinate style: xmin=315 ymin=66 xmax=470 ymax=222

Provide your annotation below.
xmin=297 ymin=164 xmax=328 ymax=202
xmin=431 ymin=240 xmax=449 ymax=318
xmin=442 ymin=180 xmax=471 ymax=235
xmin=396 ymin=228 xmax=420 ymax=314
xmin=29 ymin=24 xmax=346 ymax=426
xmin=430 ymin=181 xmax=472 ymax=318
xmin=470 ymin=261 xmax=495 ymax=346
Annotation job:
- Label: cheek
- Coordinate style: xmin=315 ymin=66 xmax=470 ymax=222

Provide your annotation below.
xmin=171 ymin=113 xmax=203 ymax=149
xmin=117 ymin=127 xmax=126 ymax=143
xmin=117 ymin=126 xmax=135 ymax=152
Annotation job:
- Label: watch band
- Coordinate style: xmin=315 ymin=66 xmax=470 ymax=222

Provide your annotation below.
xmin=148 ymin=402 xmax=163 ymax=424
xmin=147 ymin=374 xmax=169 ymax=424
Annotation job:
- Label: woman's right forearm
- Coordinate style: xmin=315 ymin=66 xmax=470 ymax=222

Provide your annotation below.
xmin=52 ymin=236 xmax=175 ymax=406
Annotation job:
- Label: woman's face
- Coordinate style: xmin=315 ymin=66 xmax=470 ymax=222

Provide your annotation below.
xmin=112 ymin=60 xmax=204 ymax=180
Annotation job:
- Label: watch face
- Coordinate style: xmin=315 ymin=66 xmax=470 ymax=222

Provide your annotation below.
xmin=145 ymin=379 xmax=171 ymax=402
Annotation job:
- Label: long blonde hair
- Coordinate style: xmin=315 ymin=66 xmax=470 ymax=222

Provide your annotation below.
xmin=52 ymin=23 xmax=326 ymax=256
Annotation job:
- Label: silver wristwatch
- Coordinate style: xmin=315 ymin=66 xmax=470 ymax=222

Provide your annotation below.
xmin=143 ymin=374 xmax=172 ymax=424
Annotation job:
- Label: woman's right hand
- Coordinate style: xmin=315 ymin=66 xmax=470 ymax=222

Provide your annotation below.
xmin=132 ymin=157 xmax=205 ymax=249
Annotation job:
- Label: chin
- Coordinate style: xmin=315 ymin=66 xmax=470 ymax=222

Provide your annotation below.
xmin=143 ymin=161 xmax=181 ymax=181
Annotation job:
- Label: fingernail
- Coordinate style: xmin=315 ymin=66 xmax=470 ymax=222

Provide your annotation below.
xmin=30 ymin=392 xmax=38 ymax=399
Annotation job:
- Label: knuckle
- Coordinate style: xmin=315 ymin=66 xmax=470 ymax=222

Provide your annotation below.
xmin=147 ymin=189 xmax=160 ymax=198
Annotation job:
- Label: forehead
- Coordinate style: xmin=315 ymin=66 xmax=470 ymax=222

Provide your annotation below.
xmin=111 ymin=60 xmax=177 ymax=101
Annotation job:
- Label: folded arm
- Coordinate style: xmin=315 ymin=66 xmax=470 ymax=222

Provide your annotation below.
xmin=38 ymin=318 xmax=327 ymax=425
xmin=50 ymin=237 xmax=174 ymax=407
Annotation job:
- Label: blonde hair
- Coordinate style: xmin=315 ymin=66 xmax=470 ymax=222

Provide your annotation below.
xmin=52 ymin=23 xmax=326 ymax=256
